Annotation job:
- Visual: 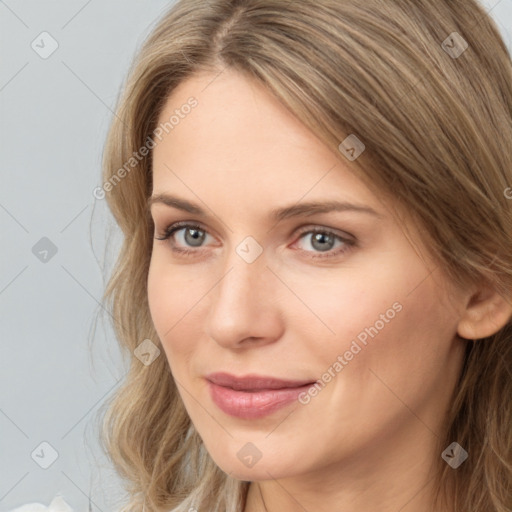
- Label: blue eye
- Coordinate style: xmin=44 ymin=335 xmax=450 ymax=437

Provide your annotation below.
xmin=155 ymin=222 xmax=212 ymax=255
xmin=155 ymin=222 xmax=355 ymax=259
xmin=294 ymin=228 xmax=354 ymax=258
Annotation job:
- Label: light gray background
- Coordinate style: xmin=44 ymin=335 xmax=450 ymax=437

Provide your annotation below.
xmin=1 ymin=1 xmax=511 ymax=511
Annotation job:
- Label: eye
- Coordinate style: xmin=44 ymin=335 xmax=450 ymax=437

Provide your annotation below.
xmin=154 ymin=221 xmax=356 ymax=260
xmin=293 ymin=227 xmax=355 ymax=259
xmin=154 ymin=221 xmax=214 ymax=255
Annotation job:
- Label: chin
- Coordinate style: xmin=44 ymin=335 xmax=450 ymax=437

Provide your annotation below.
xmin=207 ymin=448 xmax=295 ymax=481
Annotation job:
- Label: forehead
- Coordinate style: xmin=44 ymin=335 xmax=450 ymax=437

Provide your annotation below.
xmin=154 ymin=69 xmax=332 ymax=169
xmin=151 ymin=69 xmax=380 ymax=212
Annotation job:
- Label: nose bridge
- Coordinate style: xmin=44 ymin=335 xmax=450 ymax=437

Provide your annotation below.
xmin=214 ymin=243 xmax=267 ymax=316
xmin=205 ymin=240 xmax=281 ymax=347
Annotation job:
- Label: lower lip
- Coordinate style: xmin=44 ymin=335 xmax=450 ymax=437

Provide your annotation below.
xmin=207 ymin=381 xmax=314 ymax=419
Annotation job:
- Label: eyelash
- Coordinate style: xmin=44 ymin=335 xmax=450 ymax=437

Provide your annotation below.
xmin=154 ymin=221 xmax=356 ymax=260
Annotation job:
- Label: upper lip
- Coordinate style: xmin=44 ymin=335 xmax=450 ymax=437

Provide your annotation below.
xmin=206 ymin=372 xmax=316 ymax=391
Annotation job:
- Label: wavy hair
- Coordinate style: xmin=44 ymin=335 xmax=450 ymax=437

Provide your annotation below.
xmin=98 ymin=1 xmax=512 ymax=511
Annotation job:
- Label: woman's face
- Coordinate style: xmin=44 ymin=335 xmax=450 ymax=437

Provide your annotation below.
xmin=147 ymin=69 xmax=467 ymax=482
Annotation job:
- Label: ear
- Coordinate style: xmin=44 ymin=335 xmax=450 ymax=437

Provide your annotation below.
xmin=457 ymin=282 xmax=512 ymax=340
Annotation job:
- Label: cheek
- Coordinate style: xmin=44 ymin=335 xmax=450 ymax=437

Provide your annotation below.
xmin=286 ymin=271 xmax=459 ymax=452
xmin=282 ymin=266 xmax=404 ymax=354
xmin=147 ymin=259 xmax=171 ymax=335
xmin=286 ymin=257 xmax=454 ymax=372
xmin=147 ymin=257 xmax=201 ymax=365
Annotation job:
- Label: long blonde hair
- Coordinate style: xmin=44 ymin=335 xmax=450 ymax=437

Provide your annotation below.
xmin=98 ymin=1 xmax=512 ymax=511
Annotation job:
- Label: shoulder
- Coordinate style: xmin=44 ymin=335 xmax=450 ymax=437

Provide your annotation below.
xmin=7 ymin=495 xmax=74 ymax=512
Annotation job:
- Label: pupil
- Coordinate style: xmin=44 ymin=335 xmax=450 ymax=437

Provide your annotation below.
xmin=312 ymin=232 xmax=333 ymax=252
xmin=185 ymin=228 xmax=205 ymax=247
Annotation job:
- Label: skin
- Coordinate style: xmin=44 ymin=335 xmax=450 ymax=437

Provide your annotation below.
xmin=146 ymin=68 xmax=510 ymax=512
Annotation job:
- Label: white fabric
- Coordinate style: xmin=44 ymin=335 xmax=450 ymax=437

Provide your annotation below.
xmin=8 ymin=495 xmax=74 ymax=512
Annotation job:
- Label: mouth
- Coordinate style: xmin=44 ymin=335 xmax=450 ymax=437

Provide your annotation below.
xmin=205 ymin=372 xmax=317 ymax=419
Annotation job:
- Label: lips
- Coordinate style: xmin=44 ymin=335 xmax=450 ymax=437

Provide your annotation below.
xmin=205 ymin=372 xmax=317 ymax=419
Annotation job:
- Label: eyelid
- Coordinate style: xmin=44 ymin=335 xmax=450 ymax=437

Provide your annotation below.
xmin=155 ymin=220 xmax=214 ymax=243
xmin=155 ymin=220 xmax=354 ymax=243
xmin=293 ymin=224 xmax=355 ymax=242
xmin=290 ymin=225 xmax=356 ymax=259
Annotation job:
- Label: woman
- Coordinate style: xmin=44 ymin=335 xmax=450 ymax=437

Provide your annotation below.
xmin=99 ymin=1 xmax=512 ymax=511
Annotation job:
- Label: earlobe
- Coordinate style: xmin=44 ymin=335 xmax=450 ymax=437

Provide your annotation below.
xmin=457 ymin=284 xmax=512 ymax=340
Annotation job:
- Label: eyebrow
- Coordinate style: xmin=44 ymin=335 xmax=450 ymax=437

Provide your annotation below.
xmin=147 ymin=193 xmax=383 ymax=222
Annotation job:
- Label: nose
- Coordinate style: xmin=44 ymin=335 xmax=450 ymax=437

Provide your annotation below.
xmin=204 ymin=245 xmax=284 ymax=349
